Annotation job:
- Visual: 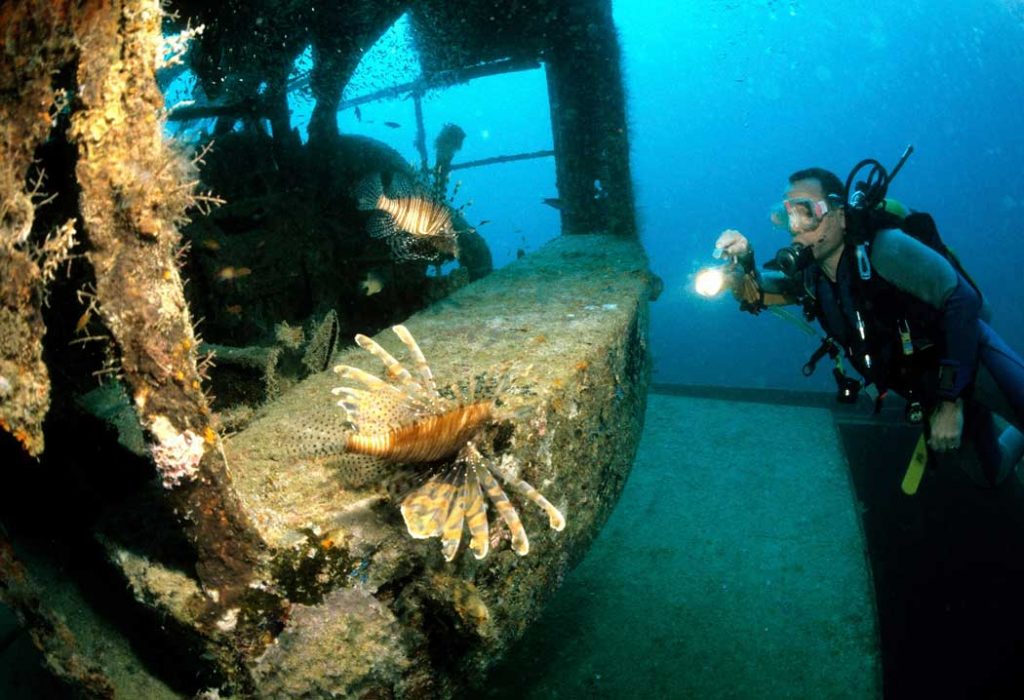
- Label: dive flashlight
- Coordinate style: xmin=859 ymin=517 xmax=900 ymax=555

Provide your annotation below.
xmin=695 ymin=266 xmax=730 ymax=297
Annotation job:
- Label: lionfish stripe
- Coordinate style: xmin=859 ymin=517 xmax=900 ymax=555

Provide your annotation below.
xmin=353 ymin=333 xmax=420 ymax=389
xmin=392 ymin=325 xmax=438 ymax=396
xmin=463 ymin=467 xmax=489 ymax=560
xmin=400 ymin=477 xmax=458 ymax=540
xmin=345 ymin=403 xmax=492 ymax=462
xmin=477 ymin=467 xmax=529 ymax=556
xmin=498 ymin=472 xmax=566 ymax=532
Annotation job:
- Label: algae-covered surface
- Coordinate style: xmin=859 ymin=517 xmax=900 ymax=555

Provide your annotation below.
xmin=80 ymin=232 xmax=654 ymax=697
xmin=2 ymin=392 xmax=880 ymax=699
xmin=226 ymin=232 xmax=653 ymax=551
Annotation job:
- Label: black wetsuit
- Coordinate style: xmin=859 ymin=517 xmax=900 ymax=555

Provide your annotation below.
xmin=766 ymin=226 xmax=1024 ymax=483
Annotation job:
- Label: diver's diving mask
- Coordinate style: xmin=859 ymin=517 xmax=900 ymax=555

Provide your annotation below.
xmin=770 ymin=197 xmax=836 ymax=232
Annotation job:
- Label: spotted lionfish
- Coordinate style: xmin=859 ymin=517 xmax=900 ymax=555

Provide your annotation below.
xmin=331 ymin=325 xmax=565 ymax=561
xmin=356 ymin=171 xmax=459 ymax=263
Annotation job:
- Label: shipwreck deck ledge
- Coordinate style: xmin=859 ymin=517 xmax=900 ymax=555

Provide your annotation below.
xmin=108 ymin=233 xmax=654 ymax=697
xmin=227 ymin=233 xmax=654 ymax=547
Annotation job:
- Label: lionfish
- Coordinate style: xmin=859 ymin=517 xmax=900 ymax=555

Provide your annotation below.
xmin=331 ymin=325 xmax=565 ymax=561
xmin=356 ymin=172 xmax=459 ymax=262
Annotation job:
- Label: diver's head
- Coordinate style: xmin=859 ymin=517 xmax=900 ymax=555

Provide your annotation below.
xmin=770 ymin=167 xmax=846 ymax=265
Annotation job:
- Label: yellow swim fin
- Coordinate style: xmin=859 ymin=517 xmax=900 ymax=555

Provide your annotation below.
xmin=901 ymin=432 xmax=928 ymax=495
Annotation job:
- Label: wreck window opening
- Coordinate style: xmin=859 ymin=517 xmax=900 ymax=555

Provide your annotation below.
xmin=162 ymin=69 xmax=212 ymax=142
xmin=286 ymin=45 xmax=314 ymax=144
xmin=416 ymin=69 xmax=559 ymax=270
xmin=302 ymin=10 xmax=560 ymax=271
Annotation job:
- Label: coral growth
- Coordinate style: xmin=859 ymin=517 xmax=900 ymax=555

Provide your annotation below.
xmin=148 ymin=414 xmax=206 ymax=488
xmin=331 ymin=325 xmax=565 ymax=561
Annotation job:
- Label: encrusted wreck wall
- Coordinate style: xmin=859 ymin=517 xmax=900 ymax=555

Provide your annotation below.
xmin=107 ymin=234 xmax=653 ymax=697
xmin=1 ymin=1 xmax=648 ymax=696
xmin=1 ymin=0 xmax=268 ymax=691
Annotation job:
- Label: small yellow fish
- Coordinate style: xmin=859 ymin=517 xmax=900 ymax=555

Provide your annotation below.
xmin=200 ymin=238 xmax=221 ymax=251
xmin=75 ymin=308 xmax=92 ymax=334
xmin=217 ymin=266 xmax=252 ymax=281
xmin=360 ymin=270 xmax=385 ymax=296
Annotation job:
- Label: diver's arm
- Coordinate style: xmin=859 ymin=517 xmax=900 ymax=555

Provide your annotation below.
xmin=871 ymin=229 xmax=983 ymax=400
xmin=731 ymin=256 xmax=800 ymax=311
xmin=716 ymin=229 xmax=800 ymax=311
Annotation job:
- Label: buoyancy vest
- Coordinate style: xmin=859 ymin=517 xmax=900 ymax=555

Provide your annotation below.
xmin=801 ymin=207 xmax=977 ymax=400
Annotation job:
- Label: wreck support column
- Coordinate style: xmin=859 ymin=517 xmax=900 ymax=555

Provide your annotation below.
xmin=67 ymin=0 xmax=266 ymax=633
xmin=545 ymin=0 xmax=636 ymax=237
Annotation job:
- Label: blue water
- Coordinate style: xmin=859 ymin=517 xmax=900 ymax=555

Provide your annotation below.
xmin=165 ymin=2 xmax=1024 ymax=395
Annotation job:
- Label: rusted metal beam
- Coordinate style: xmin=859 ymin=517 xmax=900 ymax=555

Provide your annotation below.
xmin=449 ymin=149 xmax=555 ymax=171
xmin=66 ymin=0 xmax=267 ymax=629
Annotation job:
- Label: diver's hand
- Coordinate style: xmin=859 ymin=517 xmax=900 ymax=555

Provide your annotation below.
xmin=714 ymin=230 xmax=751 ymax=259
xmin=928 ymin=399 xmax=964 ymax=452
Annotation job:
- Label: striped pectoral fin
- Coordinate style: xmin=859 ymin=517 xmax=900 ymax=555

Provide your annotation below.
xmin=355 ymin=172 xmax=385 ymax=211
xmin=391 ymin=325 xmax=438 ymax=397
xmin=440 ymin=477 xmax=467 ymax=561
xmin=333 ymin=365 xmax=405 ymax=398
xmin=331 ymin=386 xmax=366 ymax=421
xmin=366 ymin=210 xmax=399 ymax=240
xmin=498 ymin=471 xmax=566 ymax=532
xmin=354 ymin=334 xmax=416 ymax=385
xmin=477 ymin=467 xmax=529 ymax=556
xmin=400 ymin=476 xmax=459 ymax=541
xmin=462 ymin=467 xmax=490 ymax=560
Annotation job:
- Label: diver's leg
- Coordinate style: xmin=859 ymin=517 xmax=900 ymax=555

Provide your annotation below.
xmin=960 ymin=397 xmax=1003 ymax=486
xmin=973 ymin=321 xmax=1024 ymax=428
xmin=971 ymin=321 xmax=1024 ymax=479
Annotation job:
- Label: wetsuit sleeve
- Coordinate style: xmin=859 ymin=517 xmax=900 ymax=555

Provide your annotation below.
xmin=871 ymin=228 xmax=983 ymax=399
xmin=757 ymin=270 xmax=800 ymax=296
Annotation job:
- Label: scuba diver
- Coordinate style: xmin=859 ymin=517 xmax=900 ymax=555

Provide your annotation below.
xmin=712 ymin=150 xmax=1024 ymax=487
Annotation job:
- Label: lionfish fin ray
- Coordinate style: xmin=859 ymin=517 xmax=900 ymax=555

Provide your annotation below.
xmin=333 ymin=365 xmax=404 ymax=397
xmin=495 ymin=465 xmax=566 ymax=532
xmin=400 ymin=475 xmax=459 ymax=541
xmin=477 ymin=466 xmax=529 ymax=555
xmin=391 ymin=325 xmax=439 ymax=397
xmin=440 ymin=470 xmax=467 ymax=561
xmin=355 ymin=172 xmax=385 ymax=211
xmin=462 ymin=466 xmax=489 ymax=559
xmin=355 ymin=333 xmax=431 ymax=398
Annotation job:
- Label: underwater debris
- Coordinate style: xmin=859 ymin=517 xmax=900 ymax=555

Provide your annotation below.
xmin=331 ymin=325 xmax=565 ymax=561
xmin=274 ymin=321 xmax=305 ymax=350
xmin=356 ymin=172 xmax=459 ymax=263
xmin=301 ymin=310 xmax=340 ymax=375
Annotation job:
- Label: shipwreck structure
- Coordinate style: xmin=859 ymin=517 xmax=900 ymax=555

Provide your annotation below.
xmin=0 ymin=0 xmax=651 ymax=697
